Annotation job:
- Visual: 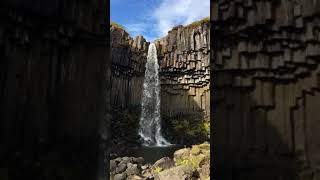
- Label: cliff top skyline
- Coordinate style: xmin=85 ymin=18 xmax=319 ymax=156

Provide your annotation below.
xmin=111 ymin=0 xmax=210 ymax=41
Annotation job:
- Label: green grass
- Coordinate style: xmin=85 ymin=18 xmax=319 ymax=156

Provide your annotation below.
xmin=184 ymin=17 xmax=210 ymax=29
xmin=110 ymin=21 xmax=126 ymax=31
xmin=171 ymin=116 xmax=210 ymax=140
xmin=175 ymin=155 xmax=205 ymax=170
xmin=153 ymin=166 xmax=163 ymax=173
xmin=191 ymin=146 xmax=201 ymax=155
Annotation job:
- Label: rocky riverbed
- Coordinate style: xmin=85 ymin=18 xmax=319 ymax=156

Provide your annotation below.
xmin=110 ymin=142 xmax=210 ymax=180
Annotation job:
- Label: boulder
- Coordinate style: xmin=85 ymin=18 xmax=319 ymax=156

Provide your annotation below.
xmin=126 ymin=175 xmax=143 ymax=180
xmin=110 ymin=160 xmax=117 ymax=173
xmin=152 ymin=157 xmax=174 ymax=170
xmin=197 ymin=164 xmax=210 ymax=179
xmin=125 ymin=164 xmax=140 ymax=176
xmin=114 ymin=162 xmax=127 ymax=174
xmin=121 ymin=157 xmax=134 ymax=164
xmin=155 ymin=165 xmax=194 ymax=180
xmin=113 ymin=173 xmax=126 ymax=180
xmin=132 ymin=157 xmax=144 ymax=164
xmin=173 ymin=148 xmax=191 ymax=162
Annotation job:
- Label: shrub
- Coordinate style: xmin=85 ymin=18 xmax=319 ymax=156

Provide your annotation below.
xmin=170 ymin=115 xmax=210 ymax=142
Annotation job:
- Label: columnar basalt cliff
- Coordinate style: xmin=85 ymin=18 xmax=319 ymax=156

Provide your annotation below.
xmin=110 ymin=21 xmax=211 ymax=148
xmin=110 ymin=25 xmax=149 ymax=108
xmin=0 ymin=1 xmax=108 ymax=179
xmin=110 ymin=21 xmax=210 ymax=118
xmin=155 ymin=22 xmax=210 ymax=118
xmin=213 ymin=0 xmax=320 ymax=179
xmin=110 ymin=25 xmax=150 ymax=153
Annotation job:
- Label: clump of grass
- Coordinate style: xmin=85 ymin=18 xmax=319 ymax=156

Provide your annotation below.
xmin=110 ymin=21 xmax=126 ymax=31
xmin=191 ymin=146 xmax=201 ymax=155
xmin=198 ymin=143 xmax=210 ymax=151
xmin=153 ymin=166 xmax=163 ymax=173
xmin=184 ymin=17 xmax=210 ymax=29
xmin=167 ymin=17 xmax=210 ymax=33
xmin=176 ymin=156 xmax=205 ymax=170
xmin=176 ymin=159 xmax=189 ymax=166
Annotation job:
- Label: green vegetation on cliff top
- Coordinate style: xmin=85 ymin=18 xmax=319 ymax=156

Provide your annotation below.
xmin=111 ymin=17 xmax=209 ymax=36
xmin=172 ymin=16 xmax=210 ymax=30
xmin=184 ymin=16 xmax=210 ymax=29
xmin=110 ymin=21 xmax=126 ymax=31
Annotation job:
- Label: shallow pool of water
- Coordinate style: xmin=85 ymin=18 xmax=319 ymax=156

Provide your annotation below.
xmin=122 ymin=145 xmax=183 ymax=164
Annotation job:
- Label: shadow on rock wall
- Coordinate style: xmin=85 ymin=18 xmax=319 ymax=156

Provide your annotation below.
xmin=109 ymin=76 xmax=211 ymax=154
xmin=0 ymin=1 xmax=108 ymax=179
xmin=213 ymin=84 xmax=303 ymax=180
xmin=158 ymin=70 xmax=210 ymax=145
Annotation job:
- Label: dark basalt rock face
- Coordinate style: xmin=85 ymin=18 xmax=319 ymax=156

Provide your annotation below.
xmin=110 ymin=21 xmax=210 ymax=117
xmin=110 ymin=22 xmax=211 ymax=150
xmin=0 ymin=0 xmax=108 ymax=179
xmin=212 ymin=0 xmax=320 ymax=179
xmin=155 ymin=23 xmax=210 ymax=118
xmin=110 ymin=26 xmax=149 ymax=109
xmin=110 ymin=26 xmax=149 ymax=155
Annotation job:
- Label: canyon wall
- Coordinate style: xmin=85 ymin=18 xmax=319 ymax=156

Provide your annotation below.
xmin=155 ymin=22 xmax=210 ymax=118
xmin=0 ymin=1 xmax=108 ymax=179
xmin=110 ymin=21 xmax=211 ymax=118
xmin=110 ymin=21 xmax=211 ymax=147
xmin=212 ymin=0 xmax=320 ymax=179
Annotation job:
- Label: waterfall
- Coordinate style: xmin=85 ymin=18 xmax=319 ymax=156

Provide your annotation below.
xmin=138 ymin=43 xmax=171 ymax=147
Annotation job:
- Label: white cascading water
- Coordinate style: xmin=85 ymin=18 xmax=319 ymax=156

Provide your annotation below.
xmin=138 ymin=43 xmax=171 ymax=147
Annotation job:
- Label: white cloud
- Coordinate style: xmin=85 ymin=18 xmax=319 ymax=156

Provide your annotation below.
xmin=153 ymin=0 xmax=210 ymax=37
xmin=125 ymin=23 xmax=147 ymax=36
xmin=125 ymin=22 xmax=158 ymax=42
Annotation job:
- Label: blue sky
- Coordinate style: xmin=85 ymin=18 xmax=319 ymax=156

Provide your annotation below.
xmin=111 ymin=0 xmax=210 ymax=42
